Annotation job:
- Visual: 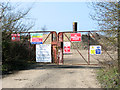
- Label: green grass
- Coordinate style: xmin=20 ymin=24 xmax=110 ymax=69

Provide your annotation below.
xmin=97 ymin=66 xmax=119 ymax=89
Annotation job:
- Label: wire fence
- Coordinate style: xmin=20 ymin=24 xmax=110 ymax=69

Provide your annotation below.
xmin=62 ymin=30 xmax=119 ymax=88
xmin=2 ymin=30 xmax=120 ymax=88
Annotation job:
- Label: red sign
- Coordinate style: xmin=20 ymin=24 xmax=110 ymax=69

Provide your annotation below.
xmin=70 ymin=33 xmax=81 ymax=42
xmin=30 ymin=33 xmax=43 ymax=44
xmin=64 ymin=42 xmax=70 ymax=53
xmin=11 ymin=34 xmax=20 ymax=41
xmin=32 ymin=38 xmax=42 ymax=42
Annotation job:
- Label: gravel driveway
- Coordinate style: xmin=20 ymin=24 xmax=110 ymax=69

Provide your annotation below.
xmin=2 ymin=64 xmax=101 ymax=88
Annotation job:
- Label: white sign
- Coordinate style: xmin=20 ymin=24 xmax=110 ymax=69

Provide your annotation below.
xmin=90 ymin=45 xmax=101 ymax=55
xmin=63 ymin=42 xmax=71 ymax=53
xmin=36 ymin=44 xmax=51 ymax=62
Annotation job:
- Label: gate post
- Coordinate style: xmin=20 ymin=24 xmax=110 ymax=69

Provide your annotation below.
xmin=58 ymin=32 xmax=63 ymax=64
xmin=51 ymin=31 xmax=58 ymax=64
xmin=51 ymin=32 xmax=53 ymax=63
xmin=88 ymin=32 xmax=90 ymax=65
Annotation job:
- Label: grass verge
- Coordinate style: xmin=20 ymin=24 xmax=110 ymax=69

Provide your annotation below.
xmin=97 ymin=66 xmax=119 ymax=89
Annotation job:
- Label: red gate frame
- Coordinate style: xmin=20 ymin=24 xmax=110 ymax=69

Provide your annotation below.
xmin=58 ymin=31 xmax=107 ymax=66
xmin=21 ymin=31 xmax=58 ymax=63
xmin=20 ymin=30 xmax=115 ymax=66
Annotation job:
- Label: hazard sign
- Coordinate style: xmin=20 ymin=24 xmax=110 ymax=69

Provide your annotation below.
xmin=30 ymin=33 xmax=43 ymax=44
xmin=70 ymin=33 xmax=81 ymax=42
xmin=36 ymin=44 xmax=51 ymax=62
xmin=11 ymin=34 xmax=20 ymax=41
xmin=90 ymin=45 xmax=101 ymax=55
xmin=64 ymin=42 xmax=71 ymax=53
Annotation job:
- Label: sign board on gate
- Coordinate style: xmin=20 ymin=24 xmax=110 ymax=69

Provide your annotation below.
xmin=70 ymin=33 xmax=81 ymax=42
xmin=11 ymin=34 xmax=20 ymax=41
xmin=90 ymin=45 xmax=101 ymax=55
xmin=64 ymin=42 xmax=71 ymax=53
xmin=36 ymin=44 xmax=51 ymax=62
xmin=30 ymin=33 xmax=43 ymax=44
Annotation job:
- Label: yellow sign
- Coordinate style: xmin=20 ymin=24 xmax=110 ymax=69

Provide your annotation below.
xmin=32 ymin=36 xmax=42 ymax=38
xmin=90 ymin=50 xmax=95 ymax=54
xmin=90 ymin=45 xmax=101 ymax=55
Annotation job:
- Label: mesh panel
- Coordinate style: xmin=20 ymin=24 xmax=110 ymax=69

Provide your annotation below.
xmin=62 ymin=31 xmax=118 ymax=65
xmin=63 ymin=32 xmax=89 ymax=65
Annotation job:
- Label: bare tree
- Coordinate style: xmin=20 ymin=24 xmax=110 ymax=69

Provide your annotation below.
xmin=88 ymin=1 xmax=120 ymax=88
xmin=1 ymin=2 xmax=35 ymax=72
xmin=41 ymin=25 xmax=47 ymax=31
xmin=1 ymin=2 xmax=34 ymax=33
xmin=41 ymin=25 xmax=47 ymax=34
xmin=88 ymin=2 xmax=118 ymax=37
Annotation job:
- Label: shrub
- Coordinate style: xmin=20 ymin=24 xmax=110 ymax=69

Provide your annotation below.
xmin=2 ymin=37 xmax=30 ymax=73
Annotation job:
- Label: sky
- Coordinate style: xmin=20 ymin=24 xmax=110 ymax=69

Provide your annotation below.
xmin=10 ymin=2 xmax=99 ymax=32
xmin=29 ymin=2 xmax=98 ymax=32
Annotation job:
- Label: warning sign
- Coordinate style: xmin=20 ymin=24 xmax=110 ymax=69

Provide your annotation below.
xmin=36 ymin=44 xmax=51 ymax=62
xmin=11 ymin=34 xmax=20 ymax=41
xmin=64 ymin=42 xmax=71 ymax=53
xmin=90 ymin=45 xmax=101 ymax=55
xmin=30 ymin=33 xmax=43 ymax=44
xmin=70 ymin=33 xmax=81 ymax=42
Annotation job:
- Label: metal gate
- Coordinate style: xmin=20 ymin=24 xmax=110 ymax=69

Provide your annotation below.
xmin=20 ymin=31 xmax=58 ymax=63
xmin=20 ymin=30 xmax=117 ymax=66
xmin=58 ymin=31 xmax=118 ymax=66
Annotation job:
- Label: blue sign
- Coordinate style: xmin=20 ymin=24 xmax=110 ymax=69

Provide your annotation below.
xmin=95 ymin=46 xmax=101 ymax=54
xmin=31 ymin=42 xmax=43 ymax=44
xmin=90 ymin=45 xmax=101 ymax=55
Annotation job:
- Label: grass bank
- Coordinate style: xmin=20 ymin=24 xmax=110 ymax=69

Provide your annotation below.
xmin=97 ymin=66 xmax=119 ymax=89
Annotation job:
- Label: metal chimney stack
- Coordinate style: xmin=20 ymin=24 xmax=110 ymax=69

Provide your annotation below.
xmin=73 ymin=22 xmax=77 ymax=32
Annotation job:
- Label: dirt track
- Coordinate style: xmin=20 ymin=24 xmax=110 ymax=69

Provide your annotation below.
xmin=2 ymin=64 xmax=101 ymax=88
xmin=2 ymin=49 xmax=117 ymax=88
